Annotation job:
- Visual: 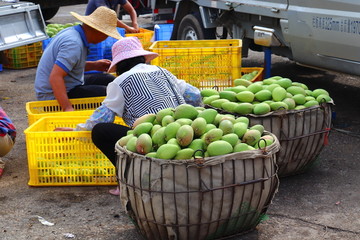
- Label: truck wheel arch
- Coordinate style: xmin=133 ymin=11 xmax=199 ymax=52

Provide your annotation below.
xmin=171 ymin=1 xmax=215 ymax=40
xmin=177 ymin=14 xmax=216 ymax=40
xmin=41 ymin=7 xmax=60 ymax=21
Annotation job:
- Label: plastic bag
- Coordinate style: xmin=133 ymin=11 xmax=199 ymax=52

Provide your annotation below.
xmin=182 ymin=83 xmax=203 ymax=107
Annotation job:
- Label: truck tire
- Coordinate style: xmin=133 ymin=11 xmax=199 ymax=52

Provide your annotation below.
xmin=42 ymin=7 xmax=60 ymax=21
xmin=177 ymin=14 xmax=216 ymax=40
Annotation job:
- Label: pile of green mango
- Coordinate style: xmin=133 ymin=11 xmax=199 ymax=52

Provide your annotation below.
xmin=239 ymin=70 xmax=259 ymax=81
xmin=117 ymin=104 xmax=274 ymax=160
xmin=46 ymin=22 xmax=81 ymax=38
xmin=201 ymin=76 xmax=333 ymax=115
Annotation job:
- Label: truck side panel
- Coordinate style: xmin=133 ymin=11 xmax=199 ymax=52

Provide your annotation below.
xmin=152 ymin=0 xmax=360 ymax=75
xmin=284 ymin=0 xmax=360 ymax=75
xmin=0 ymin=2 xmax=47 ymax=51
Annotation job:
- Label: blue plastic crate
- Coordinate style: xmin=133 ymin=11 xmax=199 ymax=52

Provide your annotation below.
xmin=103 ymin=28 xmax=126 ymax=60
xmin=42 ymin=38 xmax=53 ymax=50
xmin=87 ymin=43 xmax=104 ymax=61
xmin=0 ymin=64 xmax=2 ymax=72
xmin=154 ymin=24 xmax=174 ymax=41
xmin=42 ymin=37 xmax=103 ymax=61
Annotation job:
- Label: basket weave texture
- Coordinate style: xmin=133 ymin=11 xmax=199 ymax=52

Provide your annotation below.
xmin=206 ymin=103 xmax=333 ymax=177
xmin=116 ymin=132 xmax=280 ymax=240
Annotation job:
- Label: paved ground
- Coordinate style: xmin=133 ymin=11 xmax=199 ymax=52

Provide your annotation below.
xmin=0 ymin=4 xmax=359 ymax=240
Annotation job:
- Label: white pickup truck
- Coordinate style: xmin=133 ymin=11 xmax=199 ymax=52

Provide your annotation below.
xmin=150 ymin=0 xmax=360 ymax=76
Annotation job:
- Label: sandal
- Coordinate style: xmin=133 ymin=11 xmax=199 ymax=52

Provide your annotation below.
xmin=109 ymin=186 xmax=120 ymax=196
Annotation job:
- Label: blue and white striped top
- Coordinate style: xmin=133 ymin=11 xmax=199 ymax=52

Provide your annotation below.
xmin=77 ymin=63 xmax=190 ymax=130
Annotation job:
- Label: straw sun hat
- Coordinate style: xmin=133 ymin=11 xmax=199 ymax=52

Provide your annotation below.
xmin=70 ymin=6 xmax=122 ymax=40
xmin=108 ymin=37 xmax=159 ymax=73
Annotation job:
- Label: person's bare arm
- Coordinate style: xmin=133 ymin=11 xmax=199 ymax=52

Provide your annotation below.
xmin=85 ymin=59 xmax=112 ymax=72
xmin=116 ymin=19 xmax=138 ymax=33
xmin=122 ymin=1 xmax=139 ymax=32
xmin=49 ymin=64 xmax=74 ymax=112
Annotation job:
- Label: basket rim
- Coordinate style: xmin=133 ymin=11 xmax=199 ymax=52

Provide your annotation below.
xmin=115 ymin=131 xmax=280 ymax=166
xmin=205 ymin=102 xmax=333 ymax=118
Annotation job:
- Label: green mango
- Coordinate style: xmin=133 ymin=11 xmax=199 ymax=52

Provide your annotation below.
xmin=125 ymin=136 xmax=138 ymax=152
xmin=255 ymin=89 xmax=272 ymax=101
xmin=221 ymin=102 xmax=239 ymax=113
xmin=133 ymin=122 xmax=153 ymax=136
xmin=156 ymin=144 xmax=181 ymax=159
xmin=200 ymin=88 xmax=219 ymax=97
xmin=276 ymin=78 xmax=292 ymax=89
xmin=188 ymin=139 xmax=205 ymax=157
xmin=136 ymin=133 xmax=152 ymax=155
xmin=233 ymin=122 xmax=248 ymax=138
xmin=197 ymin=108 xmax=218 ymax=124
xmin=247 ymin=83 xmax=263 ymax=94
xmin=253 ymin=102 xmax=271 ymax=115
xmin=242 ymin=129 xmax=261 ymax=146
xmin=156 ymin=108 xmax=174 ymax=123
xmin=203 ymin=95 xmax=220 ymax=105
xmin=164 ymin=122 xmax=182 ymax=141
xmin=221 ymin=133 xmax=239 ymax=147
xmin=219 ymin=90 xmax=238 ymax=102
xmin=204 ymin=128 xmax=223 ymax=145
xmin=234 ymin=142 xmax=252 ymax=152
xmin=218 ymin=119 xmax=234 ymax=135
xmin=236 ymin=91 xmax=255 ymax=103
xmin=207 ymin=140 xmax=233 ymax=156
xmin=272 ymin=87 xmax=287 ymax=101
xmin=174 ymin=104 xmax=199 ymax=120
xmin=234 ymin=78 xmax=252 ymax=87
xmin=191 ymin=117 xmax=207 ymax=137
xmin=176 ymin=125 xmax=194 ymax=147
xmin=174 ymin=148 xmax=195 ymax=160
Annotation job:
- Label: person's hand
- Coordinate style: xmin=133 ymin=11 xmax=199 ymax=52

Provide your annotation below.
xmin=94 ymin=59 xmax=112 ymax=72
xmin=54 ymin=127 xmax=75 ymax=131
xmin=132 ymin=23 xmax=140 ymax=33
xmin=127 ymin=26 xmax=139 ymax=33
xmin=63 ymin=106 xmax=74 ymax=112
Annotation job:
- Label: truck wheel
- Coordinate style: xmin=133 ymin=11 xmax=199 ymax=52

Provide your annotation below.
xmin=177 ymin=14 xmax=216 ymax=40
xmin=42 ymin=7 xmax=60 ymax=21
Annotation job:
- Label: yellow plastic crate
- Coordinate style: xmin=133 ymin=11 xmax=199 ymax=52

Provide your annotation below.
xmin=241 ymin=67 xmax=264 ymax=82
xmin=126 ymin=28 xmax=154 ymax=50
xmin=4 ymin=42 xmax=43 ymax=69
xmin=24 ymin=116 xmax=127 ymax=186
xmin=149 ymin=39 xmax=242 ymax=91
xmin=26 ymin=97 xmax=105 ymax=126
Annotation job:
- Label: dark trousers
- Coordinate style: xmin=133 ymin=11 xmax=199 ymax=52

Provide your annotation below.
xmin=91 ymin=123 xmax=131 ymax=167
xmin=67 ymin=73 xmax=115 ymax=99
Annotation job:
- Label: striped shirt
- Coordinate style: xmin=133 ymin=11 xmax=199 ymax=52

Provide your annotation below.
xmin=77 ymin=64 xmax=187 ymax=130
xmin=0 ymin=106 xmax=16 ymax=140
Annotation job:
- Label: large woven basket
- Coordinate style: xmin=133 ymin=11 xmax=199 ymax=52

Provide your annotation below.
xmin=206 ymin=103 xmax=332 ymax=177
xmin=115 ymin=132 xmax=280 ymax=240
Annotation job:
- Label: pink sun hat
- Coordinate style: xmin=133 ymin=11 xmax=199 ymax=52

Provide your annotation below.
xmin=108 ymin=37 xmax=159 ymax=73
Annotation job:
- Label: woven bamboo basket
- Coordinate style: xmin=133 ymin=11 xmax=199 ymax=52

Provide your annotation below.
xmin=115 ymin=132 xmax=280 ymax=240
xmin=206 ymin=103 xmax=332 ymax=177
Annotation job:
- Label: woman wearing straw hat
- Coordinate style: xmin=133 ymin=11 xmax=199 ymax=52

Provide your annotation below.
xmin=56 ymin=36 xmax=202 ymax=195
xmin=86 ymin=0 xmax=140 ymax=33
xmin=35 ymin=6 xmax=123 ymax=112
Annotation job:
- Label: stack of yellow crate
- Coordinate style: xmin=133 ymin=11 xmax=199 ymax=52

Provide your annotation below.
xmin=149 ymin=39 xmax=243 ymax=90
xmin=3 ymin=42 xmax=43 ymax=69
xmin=24 ymin=97 xmax=126 ymax=186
